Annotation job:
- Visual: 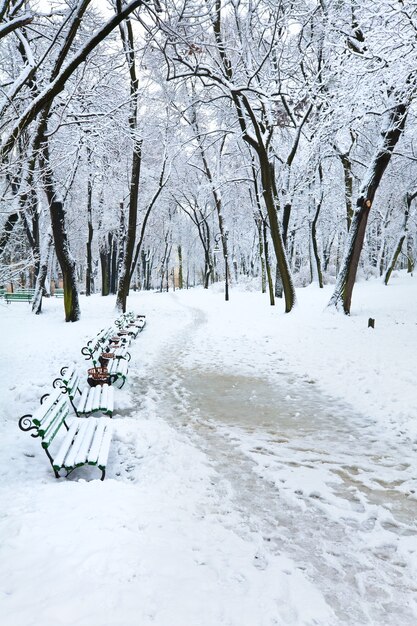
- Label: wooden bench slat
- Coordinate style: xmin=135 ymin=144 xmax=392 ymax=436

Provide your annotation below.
xmin=85 ymin=385 xmax=100 ymax=414
xmin=76 ymin=386 xmax=90 ymax=414
xmin=63 ymin=420 xmax=90 ymax=468
xmin=87 ymin=420 xmax=107 ymax=465
xmin=74 ymin=419 xmax=98 ymax=467
xmin=66 ymin=371 xmax=80 ymax=397
xmin=52 ymin=421 xmax=80 ymax=470
xmin=32 ymin=389 xmax=63 ymax=426
xmin=107 ymin=388 xmax=114 ymax=415
xmin=100 ymin=384 xmax=108 ymax=410
xmin=39 ymin=399 xmax=70 ymax=443
xmin=97 ymin=424 xmax=113 ymax=469
xmin=113 ymin=346 xmax=129 ymax=359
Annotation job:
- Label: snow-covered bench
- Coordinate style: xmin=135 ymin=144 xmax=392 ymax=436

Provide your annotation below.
xmin=18 ymin=388 xmax=113 ymax=480
xmin=118 ymin=313 xmax=146 ymax=336
xmin=54 ymin=365 xmax=114 ymax=417
xmin=81 ymin=329 xmax=131 ymax=389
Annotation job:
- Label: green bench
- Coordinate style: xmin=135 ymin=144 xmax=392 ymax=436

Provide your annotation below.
xmin=53 ymin=365 xmax=114 ymax=417
xmin=18 ymin=388 xmax=113 ymax=480
xmin=81 ymin=326 xmax=131 ymax=389
xmin=5 ymin=289 xmax=34 ymax=303
xmin=117 ymin=312 xmax=146 ymax=337
xmin=54 ymin=288 xmax=64 ymax=297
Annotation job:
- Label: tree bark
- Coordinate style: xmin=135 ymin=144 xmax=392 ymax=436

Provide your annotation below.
xmin=384 ymin=190 xmax=416 ymax=285
xmin=311 ymin=165 xmax=324 ymax=288
xmin=100 ymin=234 xmax=110 ymax=296
xmin=115 ymin=7 xmax=141 ymax=313
xmin=328 ymin=98 xmax=411 ymax=314
xmin=116 ymin=140 xmax=141 ymax=311
xmin=0 ymin=212 xmax=19 ymax=256
xmin=262 ymin=218 xmax=275 ymax=306
xmin=32 ymin=232 xmax=53 ymax=314
xmin=40 ymin=140 xmax=80 ymax=322
xmin=85 ymin=148 xmax=94 ymax=296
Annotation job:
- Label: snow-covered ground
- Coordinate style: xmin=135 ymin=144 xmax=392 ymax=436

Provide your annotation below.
xmin=1 ymin=272 xmax=416 ymax=625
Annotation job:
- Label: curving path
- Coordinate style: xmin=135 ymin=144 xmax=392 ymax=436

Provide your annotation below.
xmin=133 ymin=296 xmax=417 ymax=625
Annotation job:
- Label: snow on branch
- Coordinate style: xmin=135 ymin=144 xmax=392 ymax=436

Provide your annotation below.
xmin=0 ymin=11 xmax=33 ymax=40
xmin=0 ymin=0 xmax=147 ymax=161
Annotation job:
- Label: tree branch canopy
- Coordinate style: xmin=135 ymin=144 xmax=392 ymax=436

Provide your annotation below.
xmin=0 ymin=0 xmax=146 ymax=161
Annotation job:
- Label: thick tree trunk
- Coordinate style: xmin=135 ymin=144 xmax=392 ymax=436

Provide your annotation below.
xmin=328 ymin=99 xmax=410 ymax=314
xmin=50 ymin=200 xmax=80 ymax=321
xmin=100 ymin=235 xmax=110 ymax=296
xmin=260 ymin=155 xmax=296 ymax=311
xmin=340 ymin=153 xmax=354 ymax=231
xmin=40 ymin=141 xmax=80 ymax=322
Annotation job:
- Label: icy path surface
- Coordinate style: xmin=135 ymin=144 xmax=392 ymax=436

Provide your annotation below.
xmin=136 ymin=295 xmax=417 ymax=626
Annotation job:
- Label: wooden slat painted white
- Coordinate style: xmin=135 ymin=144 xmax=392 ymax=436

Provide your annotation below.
xmin=63 ymin=420 xmax=90 ymax=468
xmin=87 ymin=420 xmax=107 ymax=464
xmin=39 ymin=396 xmax=69 ymax=440
xmin=52 ymin=421 xmax=79 ymax=470
xmin=97 ymin=424 xmax=113 ymax=469
xmin=76 ymin=386 xmax=89 ymax=413
xmin=100 ymin=384 xmax=108 ymax=410
xmin=74 ymin=419 xmax=97 ymax=466
xmin=107 ymin=388 xmax=114 ymax=415
xmin=32 ymin=389 xmax=62 ymax=426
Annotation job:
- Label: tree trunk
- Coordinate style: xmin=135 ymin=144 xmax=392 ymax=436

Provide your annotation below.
xmin=328 ymin=99 xmax=410 ymax=314
xmin=407 ymin=236 xmax=414 ymax=274
xmin=100 ymin=234 xmax=110 ymax=296
xmin=110 ymin=232 xmax=118 ymax=293
xmin=32 ymin=232 xmax=53 ymax=314
xmin=340 ymin=153 xmax=354 ymax=231
xmin=0 ymin=212 xmax=19 ymax=256
xmin=50 ymin=200 xmax=80 ymax=321
xmin=116 ymin=140 xmax=141 ymax=312
xmin=384 ymin=190 xmax=416 ymax=285
xmin=85 ymin=172 xmax=94 ymax=296
xmin=259 ymin=154 xmax=296 ymax=311
xmin=262 ymin=218 xmax=275 ymax=306
xmin=178 ymin=244 xmax=183 ymax=289
xmin=257 ymin=220 xmax=266 ymax=293
xmin=40 ymin=141 xmax=80 ymax=322
xmin=311 ymin=166 xmax=324 ymax=288
xmin=115 ymin=8 xmax=141 ymax=312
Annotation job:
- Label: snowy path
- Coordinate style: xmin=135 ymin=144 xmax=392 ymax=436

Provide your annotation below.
xmin=2 ymin=285 xmax=417 ymax=626
xmin=137 ymin=295 xmax=417 ymax=625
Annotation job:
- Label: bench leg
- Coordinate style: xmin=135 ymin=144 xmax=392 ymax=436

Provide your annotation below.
xmin=65 ymin=465 xmax=106 ymax=481
xmin=44 ymin=448 xmax=60 ymax=479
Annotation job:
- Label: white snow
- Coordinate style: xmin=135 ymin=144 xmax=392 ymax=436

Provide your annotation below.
xmin=1 ymin=273 xmax=416 ymax=625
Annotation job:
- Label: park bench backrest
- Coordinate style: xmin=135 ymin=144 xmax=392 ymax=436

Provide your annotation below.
xmin=82 ymin=327 xmax=115 ymax=367
xmin=31 ymin=390 xmax=70 ymax=449
xmin=60 ymin=365 xmax=81 ymax=400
